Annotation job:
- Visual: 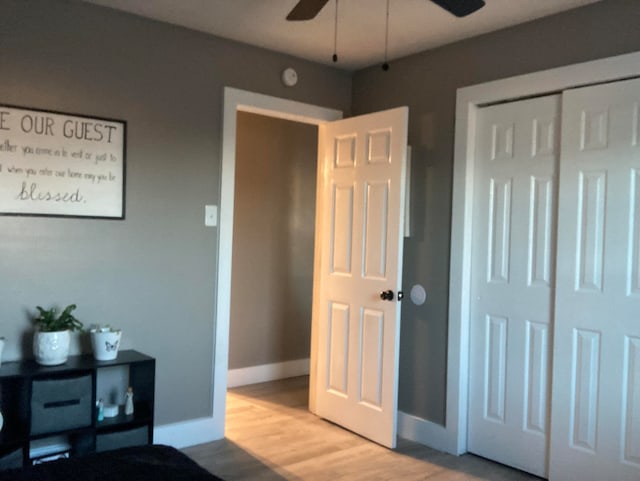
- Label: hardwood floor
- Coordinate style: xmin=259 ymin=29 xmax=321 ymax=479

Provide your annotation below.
xmin=183 ymin=376 xmax=542 ymax=481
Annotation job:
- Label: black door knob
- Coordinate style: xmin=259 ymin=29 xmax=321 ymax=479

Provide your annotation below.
xmin=380 ymin=290 xmax=394 ymax=301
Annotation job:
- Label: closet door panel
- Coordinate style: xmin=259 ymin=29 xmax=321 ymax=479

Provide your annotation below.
xmin=550 ymin=77 xmax=640 ymax=481
xmin=468 ymin=95 xmax=559 ymax=478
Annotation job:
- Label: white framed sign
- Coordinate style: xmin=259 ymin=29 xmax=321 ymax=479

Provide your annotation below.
xmin=0 ymin=105 xmax=126 ymax=219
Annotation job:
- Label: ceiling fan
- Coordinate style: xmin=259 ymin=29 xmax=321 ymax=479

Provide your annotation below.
xmin=286 ymin=0 xmax=486 ymax=21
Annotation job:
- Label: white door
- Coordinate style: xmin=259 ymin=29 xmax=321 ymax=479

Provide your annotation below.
xmin=468 ymin=95 xmax=560 ymax=477
xmin=549 ymin=77 xmax=640 ymax=481
xmin=313 ymin=107 xmax=408 ymax=448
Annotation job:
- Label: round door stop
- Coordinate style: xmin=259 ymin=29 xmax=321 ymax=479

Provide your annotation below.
xmin=410 ymin=284 xmax=427 ymax=305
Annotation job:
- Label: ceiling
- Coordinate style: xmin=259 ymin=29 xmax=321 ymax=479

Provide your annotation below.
xmin=82 ymin=0 xmax=602 ymax=71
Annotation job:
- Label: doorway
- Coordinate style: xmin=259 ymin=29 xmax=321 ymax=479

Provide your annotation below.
xmin=212 ymin=87 xmax=342 ymax=438
xmin=214 ymin=89 xmax=409 ymax=449
xmin=227 ymin=111 xmax=318 ymax=387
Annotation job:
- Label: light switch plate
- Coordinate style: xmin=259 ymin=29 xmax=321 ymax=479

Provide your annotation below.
xmin=205 ymin=205 xmax=218 ymax=227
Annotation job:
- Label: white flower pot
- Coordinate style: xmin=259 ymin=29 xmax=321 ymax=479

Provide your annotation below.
xmin=90 ymin=329 xmax=121 ymax=361
xmin=33 ymin=330 xmax=70 ymax=366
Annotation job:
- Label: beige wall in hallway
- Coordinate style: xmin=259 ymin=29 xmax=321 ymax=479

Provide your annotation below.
xmin=229 ymin=112 xmax=318 ymax=369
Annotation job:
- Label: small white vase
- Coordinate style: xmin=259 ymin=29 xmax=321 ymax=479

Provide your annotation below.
xmin=90 ymin=329 xmax=121 ymax=361
xmin=33 ymin=330 xmax=70 ymax=366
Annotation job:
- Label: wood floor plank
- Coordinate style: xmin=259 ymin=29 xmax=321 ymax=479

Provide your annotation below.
xmin=183 ymin=376 xmax=542 ymax=481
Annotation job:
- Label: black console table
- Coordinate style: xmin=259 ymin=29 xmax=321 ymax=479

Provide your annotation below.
xmin=0 ymin=350 xmax=155 ymax=470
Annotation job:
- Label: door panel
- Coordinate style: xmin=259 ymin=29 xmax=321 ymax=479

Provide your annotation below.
xmin=360 ymin=308 xmax=384 ymax=407
xmin=550 ymin=77 xmax=640 ymax=481
xmin=314 ymin=107 xmax=408 ymax=448
xmin=623 ymin=336 xmax=640 ymax=464
xmin=328 ymin=302 xmax=350 ymax=395
xmin=524 ymin=320 xmax=549 ymax=434
xmin=528 ymin=176 xmax=554 ymax=286
xmin=630 ymin=169 xmax=640 ymax=295
xmin=330 ymin=184 xmax=354 ymax=274
xmin=469 ymin=95 xmax=560 ymax=478
xmin=363 ymin=180 xmax=389 ymax=278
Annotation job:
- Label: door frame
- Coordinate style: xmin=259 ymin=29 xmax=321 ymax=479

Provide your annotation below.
xmin=446 ymin=50 xmax=640 ymax=455
xmin=212 ymin=87 xmax=342 ymax=438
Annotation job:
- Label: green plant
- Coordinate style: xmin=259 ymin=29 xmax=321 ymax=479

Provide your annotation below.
xmin=34 ymin=304 xmax=84 ymax=332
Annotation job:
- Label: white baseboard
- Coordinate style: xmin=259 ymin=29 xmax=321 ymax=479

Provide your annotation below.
xmin=397 ymin=411 xmax=457 ymax=455
xmin=154 ymin=416 xmax=221 ymax=449
xmin=227 ymin=358 xmax=310 ymax=388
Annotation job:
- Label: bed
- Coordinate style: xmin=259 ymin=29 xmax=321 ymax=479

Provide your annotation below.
xmin=0 ymin=444 xmax=224 ymax=481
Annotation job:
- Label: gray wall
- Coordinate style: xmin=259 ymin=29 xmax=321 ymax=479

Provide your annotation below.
xmin=0 ymin=0 xmax=350 ymax=425
xmin=229 ymin=112 xmax=318 ymax=369
xmin=352 ymin=0 xmax=640 ymax=425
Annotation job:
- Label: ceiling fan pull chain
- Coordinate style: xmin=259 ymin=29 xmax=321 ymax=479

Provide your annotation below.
xmin=332 ymin=0 xmax=339 ymax=62
xmin=382 ymin=0 xmax=390 ymax=71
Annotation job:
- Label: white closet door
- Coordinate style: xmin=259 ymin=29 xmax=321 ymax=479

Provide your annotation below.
xmin=468 ymin=95 xmax=559 ymax=477
xmin=550 ymin=77 xmax=640 ymax=481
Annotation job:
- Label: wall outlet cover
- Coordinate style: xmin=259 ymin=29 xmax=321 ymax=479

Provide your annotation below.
xmin=205 ymin=205 xmax=218 ymax=227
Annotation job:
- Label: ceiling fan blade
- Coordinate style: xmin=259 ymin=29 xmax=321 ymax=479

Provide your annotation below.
xmin=286 ymin=0 xmax=331 ymax=21
xmin=430 ymin=0 xmax=485 ymax=17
